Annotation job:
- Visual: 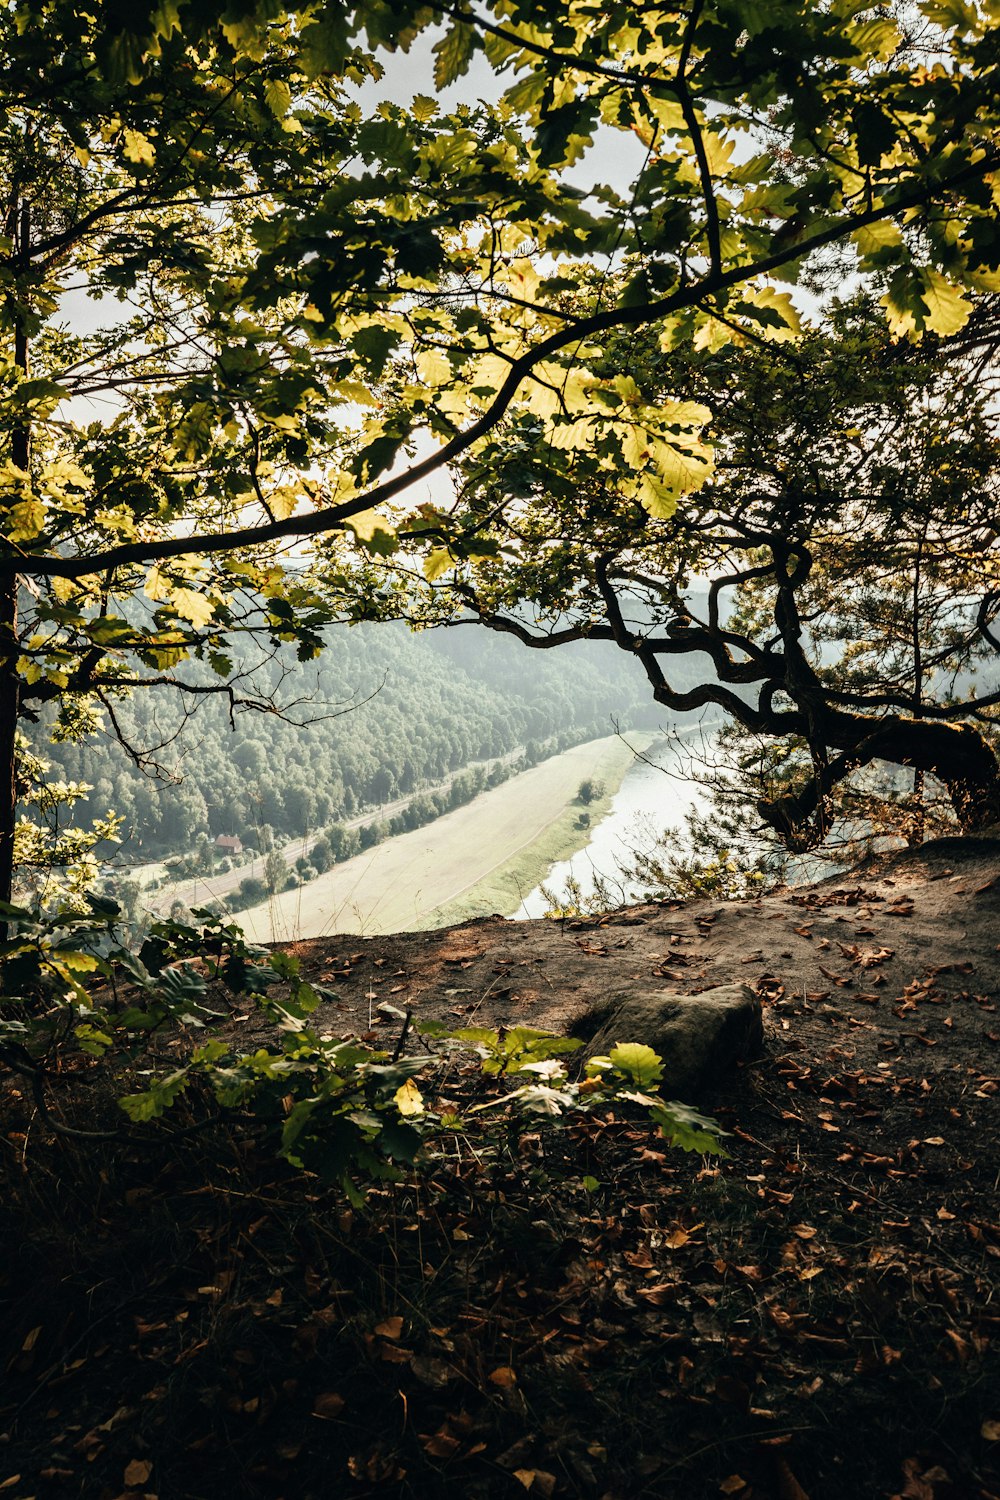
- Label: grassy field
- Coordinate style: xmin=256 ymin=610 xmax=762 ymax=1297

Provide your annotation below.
xmin=237 ymin=733 xmax=651 ymax=942
xmin=427 ymin=729 xmax=657 ymax=927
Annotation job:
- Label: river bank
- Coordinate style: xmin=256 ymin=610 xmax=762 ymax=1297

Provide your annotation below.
xmin=236 ymin=732 xmax=653 ymax=941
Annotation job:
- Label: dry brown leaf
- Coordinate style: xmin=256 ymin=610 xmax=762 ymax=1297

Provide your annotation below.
xmin=374 ymin=1316 xmax=404 ymax=1340
xmin=489 ymin=1366 xmax=517 ymax=1387
xmin=421 ymin=1429 xmax=461 ymax=1459
xmin=514 ymin=1470 xmax=556 ymax=1497
xmin=123 ymin=1459 xmax=153 ymax=1486
xmin=312 ymin=1392 xmax=345 ymax=1419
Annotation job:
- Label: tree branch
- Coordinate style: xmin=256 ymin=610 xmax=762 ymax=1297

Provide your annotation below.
xmin=5 ymin=153 xmax=997 ymax=582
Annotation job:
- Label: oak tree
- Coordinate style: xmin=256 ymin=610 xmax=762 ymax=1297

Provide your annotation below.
xmin=2 ymin=0 xmax=1000 ymax=899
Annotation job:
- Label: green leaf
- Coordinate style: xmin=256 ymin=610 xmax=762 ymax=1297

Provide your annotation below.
xmin=433 ymin=21 xmax=476 ymax=88
xmin=607 ymin=1042 xmax=664 ymax=1087
xmin=119 ymin=1069 xmax=189 ymax=1122
xmin=264 ymin=78 xmax=292 ymax=119
xmin=650 ymin=1100 xmax=728 ymax=1156
xmin=298 ymin=14 xmax=351 ymax=77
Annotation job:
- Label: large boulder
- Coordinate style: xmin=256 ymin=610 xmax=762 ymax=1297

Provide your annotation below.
xmin=585 ymin=984 xmax=763 ymax=1099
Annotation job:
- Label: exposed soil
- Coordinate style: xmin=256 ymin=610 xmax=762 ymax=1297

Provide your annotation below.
xmin=1 ymin=836 xmax=998 ymax=1500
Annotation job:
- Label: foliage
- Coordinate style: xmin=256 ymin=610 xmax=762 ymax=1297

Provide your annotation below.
xmin=0 ymin=0 xmax=997 ymax=901
xmin=2 ymin=0 xmax=999 ymax=695
xmin=363 ymin=291 xmax=1000 ymax=850
xmin=0 ymin=901 xmax=725 ymax=1201
xmin=11 ymin=733 xmax=122 ymax=908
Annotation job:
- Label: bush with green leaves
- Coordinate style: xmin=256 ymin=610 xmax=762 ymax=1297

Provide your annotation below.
xmin=0 ymin=899 xmax=726 ymax=1201
xmin=0 ymin=900 xmax=722 ymax=1194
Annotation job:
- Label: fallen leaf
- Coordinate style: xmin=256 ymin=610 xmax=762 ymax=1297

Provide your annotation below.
xmin=514 ymin=1470 xmax=556 ymax=1496
xmin=123 ymin=1459 xmax=153 ymax=1486
xmin=981 ymin=1419 xmax=1000 ymax=1441
xmin=374 ymin=1316 xmax=404 ymax=1340
xmin=489 ymin=1366 xmax=517 ymax=1387
xmin=421 ymin=1428 xmax=461 ymax=1458
xmin=720 ymin=1478 xmax=747 ymax=1496
xmin=312 ymin=1392 xmax=345 ymax=1418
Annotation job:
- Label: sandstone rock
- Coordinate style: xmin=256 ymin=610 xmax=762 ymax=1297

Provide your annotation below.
xmin=585 ymin=983 xmax=763 ymax=1099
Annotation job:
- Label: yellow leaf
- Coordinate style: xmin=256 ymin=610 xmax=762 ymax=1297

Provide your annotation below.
xmin=16 ymin=658 xmax=42 ymax=684
xmin=503 ymin=257 xmax=540 ymax=303
xmin=122 ymin=128 xmax=156 ymax=166
xmin=647 ymin=96 xmax=687 ymax=135
xmin=693 ymin=317 xmax=735 ymax=354
xmin=619 ymin=422 xmax=653 ymax=470
xmin=471 ymin=353 xmax=515 ymax=395
xmin=919 ymin=268 xmax=972 ymax=336
xmin=852 ymin=219 xmax=903 ymax=257
xmin=658 ymin=398 xmax=713 ymax=431
xmin=414 ymin=348 xmax=452 ymax=385
xmin=546 ymin=416 xmax=594 ymax=450
xmin=423 ymin=548 xmax=453 ymax=583
xmin=650 ymin=438 xmax=714 ymax=501
xmin=7 ymin=499 xmax=46 ymax=541
xmin=144 ymin=566 xmax=170 ymax=602
xmin=347 ymin=509 xmax=396 ymax=545
xmin=637 ymin=472 xmax=678 ymax=518
xmin=703 ymin=132 xmax=736 ymax=175
xmin=268 ymin=485 xmax=302 ymax=522
xmin=394 ymin=1079 xmax=425 ymax=1116
xmin=170 ymin=588 xmax=216 ymax=628
xmin=739 ymin=286 xmax=802 ymax=341
xmin=263 ymin=77 xmax=292 ymax=118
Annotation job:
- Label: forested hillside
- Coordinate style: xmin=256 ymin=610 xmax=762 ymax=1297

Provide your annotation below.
xmin=33 ymin=624 xmax=672 ymax=861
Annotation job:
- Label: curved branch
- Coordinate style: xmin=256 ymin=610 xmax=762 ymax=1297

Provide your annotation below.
xmin=6 ymin=154 xmax=998 ymax=582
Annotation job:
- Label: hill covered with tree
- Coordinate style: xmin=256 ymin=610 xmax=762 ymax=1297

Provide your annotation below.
xmin=32 ymin=623 xmax=673 ymax=862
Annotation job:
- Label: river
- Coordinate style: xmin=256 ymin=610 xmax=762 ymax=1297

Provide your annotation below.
xmin=513 ymin=723 xmax=720 ymax=918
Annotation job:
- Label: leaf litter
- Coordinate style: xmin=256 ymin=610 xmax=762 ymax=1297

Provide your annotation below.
xmin=1 ymin=839 xmax=999 ymax=1497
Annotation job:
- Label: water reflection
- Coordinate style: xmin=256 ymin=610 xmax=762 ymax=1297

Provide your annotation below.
xmin=513 ymin=727 xmax=716 ymax=918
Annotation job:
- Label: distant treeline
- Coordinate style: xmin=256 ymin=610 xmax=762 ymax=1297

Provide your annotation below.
xmin=35 ymin=623 xmax=689 ymax=863
xmin=224 ymin=751 xmax=530 ymax=913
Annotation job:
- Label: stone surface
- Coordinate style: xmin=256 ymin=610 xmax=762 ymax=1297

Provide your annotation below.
xmin=585 ymin=983 xmax=764 ymax=1099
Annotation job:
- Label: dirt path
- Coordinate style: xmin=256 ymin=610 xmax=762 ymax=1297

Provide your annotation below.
xmin=275 ymin=834 xmax=1000 ymax=1061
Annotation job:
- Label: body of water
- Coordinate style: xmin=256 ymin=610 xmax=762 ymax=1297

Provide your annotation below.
xmin=513 ymin=724 xmax=719 ymax=918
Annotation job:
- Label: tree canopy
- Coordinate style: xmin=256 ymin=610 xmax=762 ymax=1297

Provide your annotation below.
xmin=356 ymin=292 xmax=1000 ymax=849
xmin=2 ymin=0 xmax=1000 ymax=897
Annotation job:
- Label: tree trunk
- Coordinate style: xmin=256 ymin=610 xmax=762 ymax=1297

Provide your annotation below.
xmin=0 ymin=574 xmax=18 ymax=912
xmin=0 ymin=200 xmax=30 ymax=921
xmin=758 ymin=715 xmax=1000 ymax=848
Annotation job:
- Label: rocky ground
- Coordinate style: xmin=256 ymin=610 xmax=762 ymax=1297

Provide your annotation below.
xmin=1 ymin=835 xmax=998 ymax=1500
